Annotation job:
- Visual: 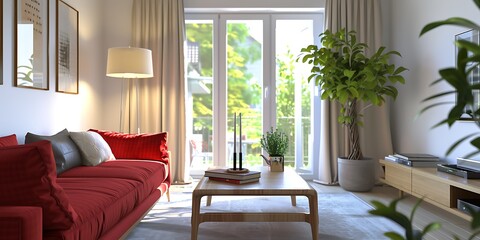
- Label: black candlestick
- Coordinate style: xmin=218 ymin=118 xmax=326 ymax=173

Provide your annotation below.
xmin=239 ymin=113 xmax=242 ymax=169
xmin=233 ymin=152 xmax=237 ymax=170
xmin=239 ymin=152 xmax=242 ymax=170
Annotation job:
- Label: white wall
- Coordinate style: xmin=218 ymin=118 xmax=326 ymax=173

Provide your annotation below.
xmin=0 ymin=0 xmax=104 ymax=143
xmin=100 ymin=0 xmax=133 ymax=131
xmin=388 ymin=0 xmax=480 ymax=162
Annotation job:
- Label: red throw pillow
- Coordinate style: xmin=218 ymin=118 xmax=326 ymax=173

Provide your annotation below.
xmin=89 ymin=129 xmax=168 ymax=162
xmin=0 ymin=134 xmax=18 ymax=147
xmin=0 ymin=141 xmax=78 ymax=230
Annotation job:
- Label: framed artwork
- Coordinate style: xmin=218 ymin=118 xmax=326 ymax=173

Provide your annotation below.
xmin=14 ymin=0 xmax=49 ymax=90
xmin=56 ymin=0 xmax=78 ymax=94
xmin=456 ymin=29 xmax=480 ymax=120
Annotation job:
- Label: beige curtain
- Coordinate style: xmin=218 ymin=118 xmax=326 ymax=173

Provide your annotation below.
xmin=317 ymin=0 xmax=392 ymax=184
xmin=128 ymin=0 xmax=189 ymax=184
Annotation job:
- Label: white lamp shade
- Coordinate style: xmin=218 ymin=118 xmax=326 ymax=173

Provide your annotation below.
xmin=106 ymin=47 xmax=154 ymax=78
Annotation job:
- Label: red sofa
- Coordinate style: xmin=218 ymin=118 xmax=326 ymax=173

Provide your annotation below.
xmin=0 ymin=130 xmax=171 ymax=240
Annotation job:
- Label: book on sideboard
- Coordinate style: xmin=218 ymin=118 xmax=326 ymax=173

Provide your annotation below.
xmin=393 ymin=153 xmax=439 ymax=161
xmin=204 ymin=168 xmax=261 ymax=180
xmin=385 ymin=155 xmax=440 ymax=167
xmin=208 ymin=177 xmax=260 ymax=184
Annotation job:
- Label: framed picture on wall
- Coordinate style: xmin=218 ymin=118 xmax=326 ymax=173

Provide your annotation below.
xmin=456 ymin=29 xmax=480 ymax=120
xmin=56 ymin=0 xmax=79 ymax=94
xmin=14 ymin=0 xmax=49 ymax=90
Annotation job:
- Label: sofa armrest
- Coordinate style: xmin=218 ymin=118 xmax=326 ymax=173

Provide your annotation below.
xmin=0 ymin=206 xmax=42 ymax=240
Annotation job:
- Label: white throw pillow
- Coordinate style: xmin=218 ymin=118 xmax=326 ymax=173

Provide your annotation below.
xmin=69 ymin=131 xmax=116 ymax=166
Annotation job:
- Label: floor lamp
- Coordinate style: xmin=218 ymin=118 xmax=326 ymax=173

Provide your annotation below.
xmin=106 ymin=47 xmax=153 ymax=133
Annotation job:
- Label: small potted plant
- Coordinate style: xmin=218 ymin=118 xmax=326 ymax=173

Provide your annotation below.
xmin=260 ymin=127 xmax=289 ymax=172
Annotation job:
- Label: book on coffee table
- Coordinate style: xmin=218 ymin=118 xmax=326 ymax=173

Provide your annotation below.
xmin=204 ymin=168 xmax=261 ymax=180
xmin=208 ymin=177 xmax=260 ymax=184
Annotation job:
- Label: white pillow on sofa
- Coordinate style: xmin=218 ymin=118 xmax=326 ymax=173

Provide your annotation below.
xmin=69 ymin=131 xmax=116 ymax=166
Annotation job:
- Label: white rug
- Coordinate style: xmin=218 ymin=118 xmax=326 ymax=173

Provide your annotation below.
xmin=126 ymin=183 xmax=403 ymax=240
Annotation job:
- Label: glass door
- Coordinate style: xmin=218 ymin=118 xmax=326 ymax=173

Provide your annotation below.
xmin=273 ymin=16 xmax=322 ymax=176
xmin=186 ymin=13 xmax=323 ymax=178
xmin=223 ymin=17 xmax=266 ymax=169
xmin=186 ymin=18 xmax=215 ymax=173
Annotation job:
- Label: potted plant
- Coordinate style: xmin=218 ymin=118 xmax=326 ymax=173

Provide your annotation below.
xmin=260 ymin=127 xmax=289 ymax=172
xmin=300 ymin=28 xmax=407 ymax=191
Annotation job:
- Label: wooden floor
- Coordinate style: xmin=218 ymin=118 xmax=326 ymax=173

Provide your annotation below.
xmin=314 ymin=183 xmax=478 ymax=240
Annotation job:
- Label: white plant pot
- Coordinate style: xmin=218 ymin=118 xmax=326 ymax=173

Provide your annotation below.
xmin=338 ymin=157 xmax=375 ymax=192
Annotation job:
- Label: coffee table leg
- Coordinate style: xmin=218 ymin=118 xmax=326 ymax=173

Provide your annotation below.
xmin=308 ymin=192 xmax=318 ymax=240
xmin=206 ymin=195 xmax=212 ymax=206
xmin=290 ymin=195 xmax=296 ymax=206
xmin=191 ymin=193 xmax=202 ymax=240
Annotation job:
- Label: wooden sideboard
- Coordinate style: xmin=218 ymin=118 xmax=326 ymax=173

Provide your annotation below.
xmin=380 ymin=159 xmax=480 ymax=220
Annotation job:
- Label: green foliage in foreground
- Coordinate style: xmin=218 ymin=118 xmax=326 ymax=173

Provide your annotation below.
xmin=369 ymin=197 xmax=480 ymax=240
xmin=369 ymin=198 xmax=441 ymax=240
xmin=419 ymin=0 xmax=480 ymax=158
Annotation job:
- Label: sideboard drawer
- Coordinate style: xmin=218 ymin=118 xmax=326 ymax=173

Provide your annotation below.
xmin=412 ymin=173 xmax=450 ymax=207
xmin=385 ymin=162 xmax=411 ymax=193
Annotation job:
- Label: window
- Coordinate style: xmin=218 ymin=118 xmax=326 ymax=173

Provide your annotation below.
xmin=186 ymin=12 xmax=323 ymax=179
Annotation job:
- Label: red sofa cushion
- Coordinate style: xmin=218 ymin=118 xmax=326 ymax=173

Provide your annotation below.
xmin=0 ymin=141 xmax=78 ymax=230
xmin=48 ymin=177 xmax=141 ymax=239
xmin=89 ymin=129 xmax=168 ymax=163
xmin=59 ymin=159 xmax=168 ymax=203
xmin=0 ymin=206 xmax=42 ymax=240
xmin=0 ymin=134 xmax=18 ymax=147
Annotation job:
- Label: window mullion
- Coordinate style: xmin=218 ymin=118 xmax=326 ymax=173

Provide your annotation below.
xmin=214 ymin=14 xmax=227 ymax=167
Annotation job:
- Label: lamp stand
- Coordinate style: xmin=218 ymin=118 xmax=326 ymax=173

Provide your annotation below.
xmin=119 ymin=78 xmax=125 ymax=133
xmin=119 ymin=78 xmax=141 ymax=134
xmin=136 ymin=79 xmax=140 ymax=134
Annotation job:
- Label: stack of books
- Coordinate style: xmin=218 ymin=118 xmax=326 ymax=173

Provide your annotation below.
xmin=204 ymin=169 xmax=261 ymax=184
xmin=385 ymin=153 xmax=440 ymax=167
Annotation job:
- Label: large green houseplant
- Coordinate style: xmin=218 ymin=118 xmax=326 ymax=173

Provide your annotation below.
xmin=300 ymin=29 xmax=406 ymax=191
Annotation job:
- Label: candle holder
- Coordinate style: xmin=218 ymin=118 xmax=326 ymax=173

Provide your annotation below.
xmin=231 ymin=112 xmax=246 ymax=172
xmin=227 ymin=167 xmax=249 ymax=173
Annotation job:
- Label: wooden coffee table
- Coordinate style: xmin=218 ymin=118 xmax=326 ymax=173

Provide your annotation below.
xmin=191 ymin=167 xmax=318 ymax=240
